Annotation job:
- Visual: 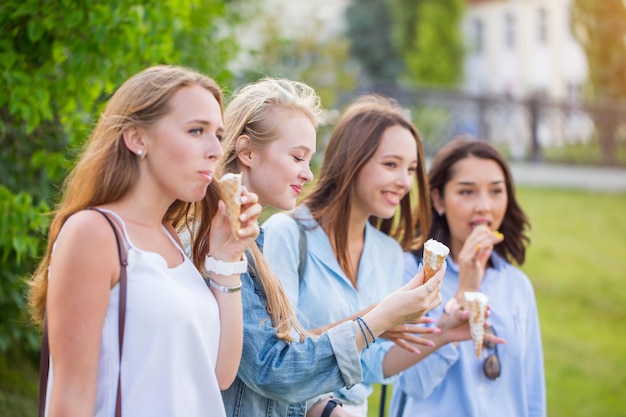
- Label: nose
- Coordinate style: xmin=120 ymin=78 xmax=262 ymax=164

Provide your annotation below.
xmin=300 ymin=164 xmax=314 ymax=183
xmin=475 ymin=191 xmax=491 ymax=213
xmin=206 ymin=134 xmax=224 ymax=160
xmin=398 ymin=169 xmax=413 ymax=191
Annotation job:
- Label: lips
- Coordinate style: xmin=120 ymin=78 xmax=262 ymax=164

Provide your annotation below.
xmin=291 ymin=185 xmax=302 ymax=196
xmin=469 ymin=219 xmax=491 ymax=229
xmin=382 ymin=191 xmax=402 ymax=206
xmin=199 ymin=171 xmax=214 ymax=183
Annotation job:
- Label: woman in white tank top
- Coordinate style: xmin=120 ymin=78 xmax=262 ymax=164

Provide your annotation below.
xmin=28 ymin=65 xmax=262 ymax=417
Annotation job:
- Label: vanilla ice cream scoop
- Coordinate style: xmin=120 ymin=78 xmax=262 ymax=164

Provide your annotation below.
xmin=422 ymin=239 xmax=450 ymax=282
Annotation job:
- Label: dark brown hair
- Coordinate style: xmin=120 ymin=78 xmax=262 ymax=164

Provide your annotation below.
xmin=302 ymin=94 xmax=431 ymax=281
xmin=422 ymin=137 xmax=530 ymax=265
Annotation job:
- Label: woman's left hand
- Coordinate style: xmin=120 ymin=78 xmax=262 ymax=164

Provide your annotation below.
xmin=438 ymin=305 xmax=506 ymax=346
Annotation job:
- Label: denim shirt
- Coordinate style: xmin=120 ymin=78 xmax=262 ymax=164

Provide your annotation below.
xmin=221 ymin=230 xmax=363 ymax=417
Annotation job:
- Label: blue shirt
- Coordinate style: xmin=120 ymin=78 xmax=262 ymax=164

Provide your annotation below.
xmin=262 ymin=205 xmax=404 ymax=405
xmin=389 ymin=252 xmax=546 ymax=417
xmin=221 ymin=229 xmax=363 ymax=417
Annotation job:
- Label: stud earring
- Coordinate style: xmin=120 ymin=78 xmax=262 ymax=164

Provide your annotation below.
xmin=137 ymin=149 xmax=146 ymax=159
xmin=437 ymin=209 xmax=444 ymax=216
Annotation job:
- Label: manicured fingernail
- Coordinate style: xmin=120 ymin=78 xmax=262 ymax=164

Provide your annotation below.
xmin=433 ymin=327 xmax=441 ymax=334
xmin=492 ymin=231 xmax=503 ymax=239
xmin=476 ymin=244 xmax=481 ymax=251
xmin=428 ymin=341 xmax=436 ymax=347
xmin=240 ymin=195 xmax=248 ymax=203
xmin=240 ymin=213 xmax=247 ymax=221
xmin=413 ymin=348 xmax=421 ymax=355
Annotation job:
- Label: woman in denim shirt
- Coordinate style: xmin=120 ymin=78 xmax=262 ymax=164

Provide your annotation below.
xmin=186 ymin=79 xmax=446 ymax=417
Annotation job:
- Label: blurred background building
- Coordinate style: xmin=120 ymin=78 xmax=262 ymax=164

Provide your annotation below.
xmin=463 ymin=0 xmax=587 ymax=102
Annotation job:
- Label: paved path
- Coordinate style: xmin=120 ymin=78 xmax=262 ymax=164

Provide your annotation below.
xmin=509 ymin=162 xmax=626 ymax=193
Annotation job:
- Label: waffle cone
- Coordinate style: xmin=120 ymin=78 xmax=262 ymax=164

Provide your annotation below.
xmin=218 ymin=173 xmax=242 ymax=239
xmin=423 ymin=239 xmax=450 ymax=282
xmin=464 ymin=291 xmax=488 ymax=359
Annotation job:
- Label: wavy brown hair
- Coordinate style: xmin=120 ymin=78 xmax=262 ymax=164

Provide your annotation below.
xmin=28 ymin=65 xmax=224 ymax=326
xmin=189 ymin=78 xmax=322 ymax=342
xmin=419 ymin=137 xmax=530 ymax=265
xmin=301 ymin=94 xmax=431 ymax=282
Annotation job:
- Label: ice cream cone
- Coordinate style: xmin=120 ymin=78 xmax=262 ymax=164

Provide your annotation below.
xmin=464 ymin=291 xmax=488 ymax=359
xmin=422 ymin=239 xmax=450 ymax=283
xmin=218 ymin=173 xmax=242 ymax=239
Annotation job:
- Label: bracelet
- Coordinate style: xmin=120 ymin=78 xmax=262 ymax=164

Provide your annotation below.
xmin=320 ymin=398 xmax=343 ymax=417
xmin=208 ymin=276 xmax=242 ymax=293
xmin=355 ymin=317 xmax=370 ymax=349
xmin=205 ymin=255 xmax=248 ymax=276
xmin=356 ymin=316 xmax=376 ymax=346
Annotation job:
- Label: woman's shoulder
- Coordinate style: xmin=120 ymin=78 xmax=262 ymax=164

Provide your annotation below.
xmin=58 ymin=209 xmax=120 ymax=245
xmin=493 ymin=254 xmax=535 ymax=291
xmin=50 ymin=209 xmax=121 ymax=281
xmin=261 ymin=211 xmax=296 ymax=231
xmin=263 ymin=205 xmax=313 ymax=231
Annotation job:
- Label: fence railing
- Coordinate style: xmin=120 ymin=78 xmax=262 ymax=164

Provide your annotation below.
xmin=339 ymin=86 xmax=626 ymax=167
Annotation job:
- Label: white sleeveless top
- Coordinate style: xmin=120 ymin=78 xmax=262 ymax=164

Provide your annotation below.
xmin=46 ymin=209 xmax=225 ymax=417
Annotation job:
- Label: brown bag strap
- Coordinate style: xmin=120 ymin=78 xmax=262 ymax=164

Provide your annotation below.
xmin=38 ymin=208 xmax=128 ymax=417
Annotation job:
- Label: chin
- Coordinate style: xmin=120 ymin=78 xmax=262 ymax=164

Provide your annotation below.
xmin=269 ymin=198 xmax=295 ymax=212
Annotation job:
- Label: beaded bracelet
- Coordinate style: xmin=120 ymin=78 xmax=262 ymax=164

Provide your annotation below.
xmin=355 ymin=317 xmax=370 ymax=349
xmin=356 ymin=316 xmax=376 ymax=346
xmin=208 ymin=277 xmax=242 ymax=293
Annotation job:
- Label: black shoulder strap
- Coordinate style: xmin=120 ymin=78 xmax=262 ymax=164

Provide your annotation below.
xmin=38 ymin=208 xmax=127 ymax=417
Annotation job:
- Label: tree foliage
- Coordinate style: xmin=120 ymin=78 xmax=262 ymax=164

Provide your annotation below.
xmin=0 ymin=0 xmax=238 ymax=356
xmin=345 ymin=0 xmax=403 ymax=84
xmin=390 ymin=0 xmax=465 ymax=87
xmin=571 ymin=0 xmax=626 ymax=99
xmin=571 ymin=0 xmax=626 ymax=165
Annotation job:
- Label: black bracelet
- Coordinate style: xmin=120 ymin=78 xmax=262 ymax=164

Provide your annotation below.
xmin=356 ymin=316 xmax=376 ymax=346
xmin=321 ymin=398 xmax=343 ymax=417
xmin=355 ymin=317 xmax=370 ymax=349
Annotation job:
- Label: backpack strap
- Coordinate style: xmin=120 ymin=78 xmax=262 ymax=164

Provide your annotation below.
xmin=38 ymin=208 xmax=127 ymax=417
xmin=288 ymin=214 xmax=307 ymax=284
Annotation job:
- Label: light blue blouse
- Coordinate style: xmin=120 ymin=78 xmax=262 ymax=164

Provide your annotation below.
xmin=262 ymin=205 xmax=404 ymax=405
xmin=389 ymin=252 xmax=546 ymax=417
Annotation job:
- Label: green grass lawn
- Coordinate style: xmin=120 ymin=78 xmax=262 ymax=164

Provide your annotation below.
xmin=369 ymin=187 xmax=626 ymax=417
xmin=2 ymin=187 xmax=625 ymax=417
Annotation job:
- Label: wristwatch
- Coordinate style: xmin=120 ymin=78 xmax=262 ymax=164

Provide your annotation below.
xmin=204 ymin=255 xmax=248 ymax=276
xmin=321 ymin=398 xmax=343 ymax=417
xmin=444 ymin=297 xmax=461 ymax=315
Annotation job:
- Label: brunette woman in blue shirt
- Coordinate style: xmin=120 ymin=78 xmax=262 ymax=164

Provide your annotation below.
xmin=261 ymin=96 xmax=502 ymax=417
xmin=389 ymin=138 xmax=546 ymax=417
xmin=187 ymin=79 xmax=447 ymax=417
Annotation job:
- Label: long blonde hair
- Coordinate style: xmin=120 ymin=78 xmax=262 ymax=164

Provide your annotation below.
xmin=191 ymin=78 xmax=322 ymax=341
xmin=28 ymin=65 xmax=224 ymax=326
xmin=302 ymin=94 xmax=431 ymax=282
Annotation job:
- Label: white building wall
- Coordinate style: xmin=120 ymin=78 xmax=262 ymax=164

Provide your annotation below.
xmin=463 ymin=0 xmax=588 ymax=101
